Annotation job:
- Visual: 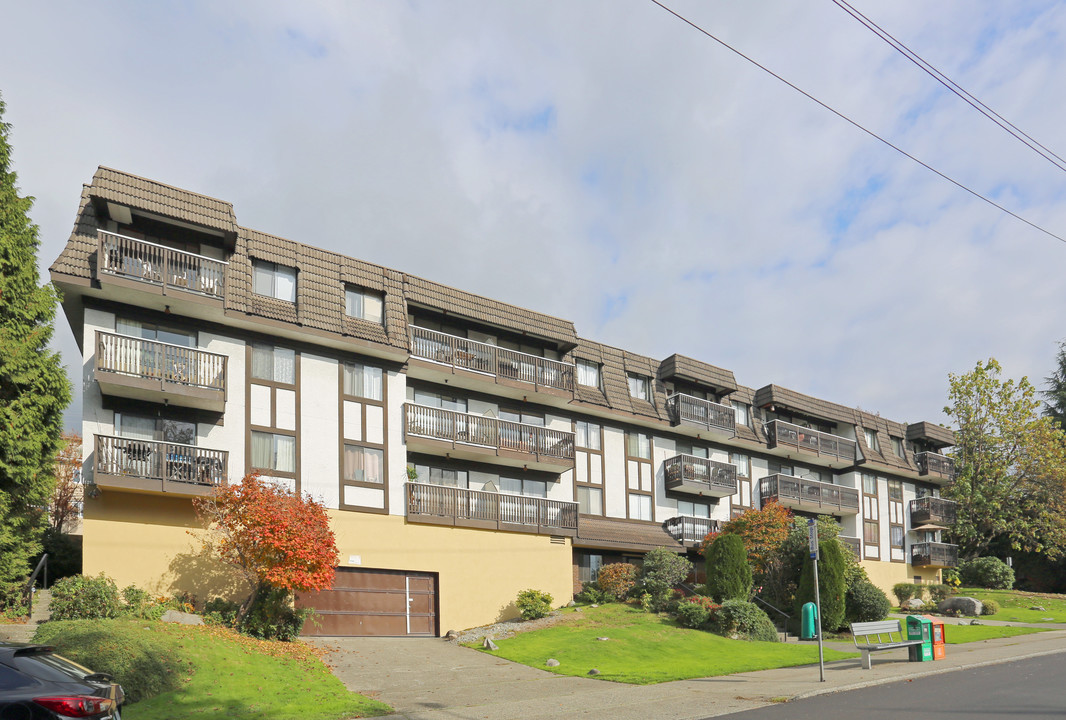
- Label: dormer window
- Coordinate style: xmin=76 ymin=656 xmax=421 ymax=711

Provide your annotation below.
xmin=627 ymin=373 xmax=650 ymax=401
xmin=346 ymin=286 xmax=384 ymax=324
xmin=576 ymin=359 xmax=601 ymax=389
xmin=253 ymin=260 xmax=296 ymax=302
xmin=864 ymin=428 xmax=880 ymax=451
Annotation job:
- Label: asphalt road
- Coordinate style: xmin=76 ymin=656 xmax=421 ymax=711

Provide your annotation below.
xmin=711 ymin=655 xmax=1066 ymax=720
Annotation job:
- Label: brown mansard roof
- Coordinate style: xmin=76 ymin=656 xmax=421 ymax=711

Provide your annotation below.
xmin=906 ymin=421 xmax=956 ymax=448
xmin=658 ymin=354 xmax=738 ymax=395
xmin=752 ymin=384 xmax=857 ymax=427
xmin=575 ymin=517 xmax=684 ymax=553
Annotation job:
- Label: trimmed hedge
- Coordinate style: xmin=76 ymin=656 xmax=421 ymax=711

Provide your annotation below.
xmin=711 ymin=600 xmax=779 ymax=642
xmin=49 ymin=574 xmax=121 ymax=621
xmin=959 ymin=557 xmax=1015 ymax=590
xmin=845 ymin=579 xmax=891 ymax=623
xmin=705 ymin=534 xmax=752 ymax=603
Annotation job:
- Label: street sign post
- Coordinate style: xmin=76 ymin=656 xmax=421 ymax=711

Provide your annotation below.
xmin=808 ymin=518 xmax=825 ymax=682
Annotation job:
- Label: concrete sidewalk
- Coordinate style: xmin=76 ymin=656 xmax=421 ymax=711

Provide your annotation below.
xmin=310 ymin=627 xmax=1066 ymax=720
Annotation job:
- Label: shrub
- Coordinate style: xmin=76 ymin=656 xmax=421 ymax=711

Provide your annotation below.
xmin=943 ymin=568 xmax=962 ymax=589
xmin=33 ymin=620 xmax=189 ymax=703
xmin=203 ymin=597 xmax=241 ymax=628
xmin=121 ymin=585 xmax=167 ymax=621
xmin=516 ymin=589 xmax=553 ymax=620
xmin=676 ymin=596 xmax=721 ymax=629
xmin=0 ymin=581 xmax=28 ymax=621
xmin=845 ymin=579 xmax=891 ymax=623
xmin=705 ymin=534 xmax=752 ymax=603
xmin=637 ymin=548 xmax=692 ymax=612
xmin=795 ymin=539 xmax=847 ymax=631
xmin=892 ymin=582 xmax=921 ymax=606
xmin=712 ymin=599 xmax=779 ymax=642
xmin=50 ymin=574 xmax=121 ymax=621
xmin=241 ymin=587 xmax=312 ymax=641
xmin=927 ymin=583 xmax=952 ymax=604
xmin=596 ymin=563 xmax=638 ymax=601
xmin=958 ymin=557 xmax=1015 ymax=589
xmin=574 ymin=582 xmax=605 ymax=605
xmin=40 ymin=529 xmax=82 ymax=583
xmin=981 ymin=599 xmax=1000 ymax=616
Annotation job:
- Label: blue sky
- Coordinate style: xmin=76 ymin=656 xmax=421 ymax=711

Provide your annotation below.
xmin=3 ymin=0 xmax=1065 ymax=429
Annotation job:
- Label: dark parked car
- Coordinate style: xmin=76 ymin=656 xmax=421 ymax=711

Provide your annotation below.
xmin=0 ymin=642 xmax=123 ymax=719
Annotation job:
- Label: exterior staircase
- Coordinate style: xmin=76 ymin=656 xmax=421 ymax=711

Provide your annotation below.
xmin=0 ymin=589 xmax=51 ymax=643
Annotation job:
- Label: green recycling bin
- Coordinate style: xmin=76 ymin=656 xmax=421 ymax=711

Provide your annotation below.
xmin=800 ymin=602 xmax=818 ymax=640
xmin=906 ymin=615 xmax=933 ymax=662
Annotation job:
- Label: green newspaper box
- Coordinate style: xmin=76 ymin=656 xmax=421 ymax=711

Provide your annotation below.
xmin=800 ymin=602 xmax=818 ymax=640
xmin=906 ymin=615 xmax=933 ymax=662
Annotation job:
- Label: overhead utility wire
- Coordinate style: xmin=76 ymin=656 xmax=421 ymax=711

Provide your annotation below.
xmin=833 ymin=0 xmax=1066 ymax=174
xmin=648 ymin=0 xmax=1066 ymax=245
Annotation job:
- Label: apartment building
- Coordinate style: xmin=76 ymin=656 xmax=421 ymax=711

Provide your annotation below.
xmin=50 ymin=167 xmax=959 ymax=636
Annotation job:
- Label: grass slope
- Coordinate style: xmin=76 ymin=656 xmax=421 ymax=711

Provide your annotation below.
xmin=35 ymin=620 xmax=390 ymax=720
xmin=958 ymin=589 xmax=1066 ymax=623
xmin=475 ymin=604 xmax=857 ymax=684
xmin=941 ymin=624 xmax=1047 ymax=644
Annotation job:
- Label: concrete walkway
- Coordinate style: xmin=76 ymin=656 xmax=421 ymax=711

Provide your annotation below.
xmin=309 ymin=626 xmax=1066 ymax=720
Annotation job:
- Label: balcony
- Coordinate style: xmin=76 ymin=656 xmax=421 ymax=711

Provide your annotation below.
xmin=911 ymin=541 xmax=959 ymax=568
xmin=405 ymin=482 xmax=577 ymax=537
xmin=839 ymin=535 xmax=861 ymax=559
xmin=664 ymin=516 xmax=720 ymax=547
xmin=766 ymin=420 xmax=857 ymax=466
xmin=93 ymin=434 xmax=226 ymax=497
xmin=663 ymin=454 xmax=737 ymax=498
xmin=915 ymin=451 xmax=956 ymax=482
xmin=95 ymin=331 xmax=227 ymax=412
xmin=759 ymin=474 xmax=860 ymax=516
xmin=97 ymin=230 xmax=227 ymax=304
xmin=409 ymin=327 xmax=574 ymax=398
xmin=665 ymin=394 xmax=736 ymax=437
xmin=404 ymin=403 xmax=575 ymax=471
xmin=910 ymin=496 xmax=957 ymax=528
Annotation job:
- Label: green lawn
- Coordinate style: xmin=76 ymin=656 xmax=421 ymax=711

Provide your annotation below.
xmin=34 ymin=620 xmax=390 ymax=720
xmin=473 ymin=604 xmax=857 ymax=684
xmin=956 ymin=589 xmax=1066 ymax=623
xmin=942 ymin=623 xmax=1047 ymax=644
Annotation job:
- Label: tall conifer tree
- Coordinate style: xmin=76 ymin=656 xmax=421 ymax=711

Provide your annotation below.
xmin=0 ymin=93 xmax=72 ymax=583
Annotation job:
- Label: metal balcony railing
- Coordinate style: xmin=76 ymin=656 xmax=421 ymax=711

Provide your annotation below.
xmin=766 ymin=420 xmax=857 ymax=464
xmin=911 ymin=542 xmax=959 ymax=568
xmin=663 ymin=454 xmax=737 ymax=497
xmin=94 ymin=434 xmax=226 ymax=489
xmin=909 ymin=496 xmax=957 ymax=526
xmin=665 ymin=394 xmax=736 ymax=435
xmin=98 ymin=230 xmax=227 ymax=299
xmin=405 ymin=482 xmax=578 ymax=535
xmin=404 ymin=404 xmax=575 ymax=461
xmin=409 ymin=326 xmax=574 ymax=393
xmin=760 ymin=474 xmax=860 ymax=514
xmin=96 ymin=331 xmax=226 ymax=391
xmin=664 ymin=515 xmax=720 ymax=545
xmin=915 ymin=451 xmax=956 ymax=480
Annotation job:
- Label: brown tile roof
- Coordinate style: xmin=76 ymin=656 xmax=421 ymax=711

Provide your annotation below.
xmin=402 ymin=274 xmax=577 ymax=349
xmin=570 ymin=339 xmax=669 ymax=421
xmin=575 ymin=517 xmax=684 ymax=553
xmin=50 ymin=186 xmax=98 ymax=280
xmin=729 ymin=385 xmax=769 ymax=446
xmin=906 ymin=422 xmax=955 ymax=448
xmin=658 ymin=354 xmax=738 ymax=394
xmin=88 ymin=167 xmax=238 ymax=238
xmin=855 ymin=412 xmax=914 ymax=472
xmin=752 ymin=384 xmax=857 ymax=427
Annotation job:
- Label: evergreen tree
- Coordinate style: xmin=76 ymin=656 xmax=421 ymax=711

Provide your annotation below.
xmin=794 ymin=538 xmax=847 ymax=632
xmin=0 ymin=93 xmax=72 ymax=584
xmin=705 ymin=533 xmax=752 ymax=602
xmin=1043 ymin=341 xmax=1066 ymax=431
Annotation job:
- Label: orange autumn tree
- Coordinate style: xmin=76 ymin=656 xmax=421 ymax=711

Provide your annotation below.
xmin=713 ymin=501 xmax=793 ymax=577
xmin=193 ymin=473 xmax=338 ymax=621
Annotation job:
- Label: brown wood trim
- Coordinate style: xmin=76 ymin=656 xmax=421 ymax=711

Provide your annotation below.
xmin=338 ymin=358 xmax=389 ymax=514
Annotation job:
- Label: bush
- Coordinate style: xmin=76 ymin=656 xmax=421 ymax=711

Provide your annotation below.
xmin=50 ymin=574 xmax=121 ymax=621
xmin=981 ymin=599 xmax=1000 ymax=616
xmin=637 ymin=548 xmax=692 ymax=612
xmin=0 ymin=581 xmax=28 ymax=621
xmin=795 ymin=539 xmax=847 ymax=631
xmin=845 ymin=579 xmax=891 ymax=623
xmin=705 ymin=534 xmax=752 ymax=603
xmin=516 ymin=589 xmax=553 ymax=621
xmin=574 ymin=582 xmax=605 ymax=605
xmin=711 ymin=599 xmax=779 ymax=642
xmin=203 ymin=597 xmax=241 ymax=628
xmin=33 ymin=620 xmax=189 ymax=703
xmin=892 ymin=582 xmax=921 ymax=606
xmin=927 ymin=583 xmax=952 ymax=604
xmin=241 ymin=587 xmax=312 ymax=641
xmin=40 ymin=529 xmax=82 ymax=583
xmin=676 ymin=596 xmax=721 ymax=629
xmin=121 ymin=585 xmax=167 ymax=621
xmin=943 ymin=568 xmax=962 ymax=589
xmin=959 ymin=557 xmax=1015 ymax=590
xmin=596 ymin=563 xmax=638 ymax=601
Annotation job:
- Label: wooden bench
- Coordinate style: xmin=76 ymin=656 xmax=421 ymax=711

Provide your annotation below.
xmin=850 ymin=619 xmax=922 ymax=669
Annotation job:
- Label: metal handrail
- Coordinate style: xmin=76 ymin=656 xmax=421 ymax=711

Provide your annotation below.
xmin=665 ymin=393 xmax=736 ymax=434
xmin=22 ymin=554 xmax=48 ymax=612
xmin=99 ymin=229 xmax=231 ymax=263
xmin=753 ymin=595 xmax=791 ymax=641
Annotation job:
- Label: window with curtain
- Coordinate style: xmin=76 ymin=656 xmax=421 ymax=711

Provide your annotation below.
xmin=887 ymin=479 xmax=903 ymax=500
xmin=677 ymin=500 xmax=709 ymax=518
xmin=576 ymin=359 xmax=601 ymax=388
xmin=862 ymin=473 xmax=879 ymax=495
xmin=251 ymin=431 xmax=296 ymax=473
xmin=343 ymin=362 xmax=383 ymax=400
xmin=251 ymin=343 xmax=295 ymax=384
xmin=864 ymin=520 xmax=879 ymax=544
xmin=577 ymin=486 xmax=602 ymax=515
xmin=890 ymin=524 xmax=904 ymax=547
xmin=410 ymin=388 xmax=466 ymax=412
xmin=627 ymin=373 xmax=650 ymax=400
xmin=574 ymin=420 xmax=601 ymax=450
xmin=864 ymin=428 xmax=880 ymax=451
xmin=675 ymin=441 xmax=707 ymax=458
xmin=116 ymin=318 xmax=196 ymax=347
xmin=730 ymin=452 xmax=750 ymax=477
xmin=253 ymin=261 xmax=297 ymax=302
xmin=629 ymin=494 xmax=653 ymax=521
xmin=409 ymin=464 xmax=467 ymax=488
xmin=345 ymin=287 xmax=384 ymax=324
xmin=731 ymin=400 xmax=749 ymax=427
xmin=499 ymin=477 xmax=547 ymax=497
xmin=626 ymin=432 xmax=651 ymax=460
xmin=343 ymin=445 xmax=383 ymax=483
xmin=891 ymin=436 xmax=904 ymax=457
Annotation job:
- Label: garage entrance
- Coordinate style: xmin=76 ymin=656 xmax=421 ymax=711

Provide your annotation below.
xmin=296 ymin=568 xmax=438 ymax=637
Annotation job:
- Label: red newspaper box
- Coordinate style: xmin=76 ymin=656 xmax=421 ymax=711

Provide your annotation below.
xmin=924 ymin=615 xmax=946 ymax=660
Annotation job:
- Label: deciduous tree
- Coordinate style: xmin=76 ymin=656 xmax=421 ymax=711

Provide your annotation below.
xmin=714 ymin=501 xmax=792 ymax=577
xmin=49 ymin=432 xmax=82 ymax=533
xmin=193 ymin=474 xmax=339 ymax=619
xmin=0 ymin=94 xmax=72 ymax=584
xmin=945 ymin=359 xmax=1066 ymax=560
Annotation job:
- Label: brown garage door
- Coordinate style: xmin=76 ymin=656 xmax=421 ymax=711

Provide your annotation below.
xmin=296 ymin=568 xmax=438 ymax=637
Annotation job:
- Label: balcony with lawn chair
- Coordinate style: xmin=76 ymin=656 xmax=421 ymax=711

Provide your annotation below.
xmin=93 ymin=434 xmax=227 ymax=497
xmin=663 ymin=454 xmax=738 ymax=498
xmin=765 ymin=419 xmax=857 ymax=468
xmin=405 ymin=482 xmax=578 ymax=537
xmin=97 ymin=230 xmax=227 ymax=306
xmin=759 ymin=474 xmax=860 ymax=516
xmin=664 ymin=394 xmax=736 ymax=438
xmin=910 ymin=541 xmax=959 ymax=568
xmin=914 ymin=451 xmax=956 ymax=483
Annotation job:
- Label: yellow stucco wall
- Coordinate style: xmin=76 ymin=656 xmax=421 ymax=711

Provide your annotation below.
xmin=82 ymin=493 xmax=574 ymax=633
xmin=862 ymin=559 xmax=940 ymax=600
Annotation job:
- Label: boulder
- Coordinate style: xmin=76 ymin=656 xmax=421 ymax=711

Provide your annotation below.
xmin=443 ymin=630 xmax=459 ymax=641
xmin=903 ymin=598 xmax=926 ymax=610
xmin=483 ymin=638 xmax=498 ymax=651
xmin=587 ymin=669 xmax=600 ymax=676
xmin=546 ymin=659 xmax=560 ymax=667
xmin=938 ymin=596 xmax=983 ymax=616
xmin=160 ymin=610 xmax=203 ymax=625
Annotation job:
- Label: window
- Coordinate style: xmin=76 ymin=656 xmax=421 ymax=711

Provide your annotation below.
xmin=627 ymin=373 xmax=650 ymax=400
xmin=577 ymin=486 xmax=603 ymax=515
xmin=343 ymin=362 xmax=383 ymax=400
xmin=862 ymin=473 xmax=879 ymax=495
xmin=864 ymin=428 xmax=880 ymax=451
xmin=577 ymin=553 xmax=603 ymax=584
xmin=253 ymin=261 xmax=296 ymax=302
xmin=864 ymin=520 xmax=879 ymax=544
xmin=675 ymin=441 xmax=707 ymax=458
xmin=770 ymin=460 xmax=794 ymax=477
xmin=409 ymin=464 xmax=467 ymax=488
xmin=251 ymin=343 xmax=295 ymax=384
xmin=731 ymin=452 xmax=750 ymax=477
xmin=890 ymin=524 xmax=904 ymax=547
xmin=345 ymin=287 xmax=384 ymax=324
xmin=500 ymin=476 xmax=547 ymax=497
xmin=499 ymin=408 xmax=544 ymax=426
xmin=626 ymin=432 xmax=651 ymax=460
xmin=410 ymin=388 xmax=466 ymax=412
xmin=629 ymin=494 xmax=653 ymax=521
xmin=576 ymin=359 xmax=601 ymax=388
xmin=116 ymin=318 xmax=195 ymax=347
xmin=251 ymin=431 xmax=296 ymax=473
xmin=891 ymin=436 xmax=904 ymax=458
xmin=731 ymin=401 xmax=749 ymax=427
xmin=575 ymin=420 xmax=601 ymax=450
xmin=887 ymin=479 xmax=903 ymax=501
xmin=343 ymin=445 xmax=383 ymax=483
xmin=116 ymin=414 xmax=195 ymax=445
xmin=677 ymin=500 xmax=710 ymax=518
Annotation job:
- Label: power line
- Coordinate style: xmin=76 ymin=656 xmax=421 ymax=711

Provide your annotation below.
xmin=833 ymin=0 xmax=1066 ymax=175
xmin=648 ymin=0 xmax=1066 ymax=245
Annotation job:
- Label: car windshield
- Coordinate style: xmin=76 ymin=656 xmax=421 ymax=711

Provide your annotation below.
xmin=7 ymin=650 xmax=94 ymax=684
